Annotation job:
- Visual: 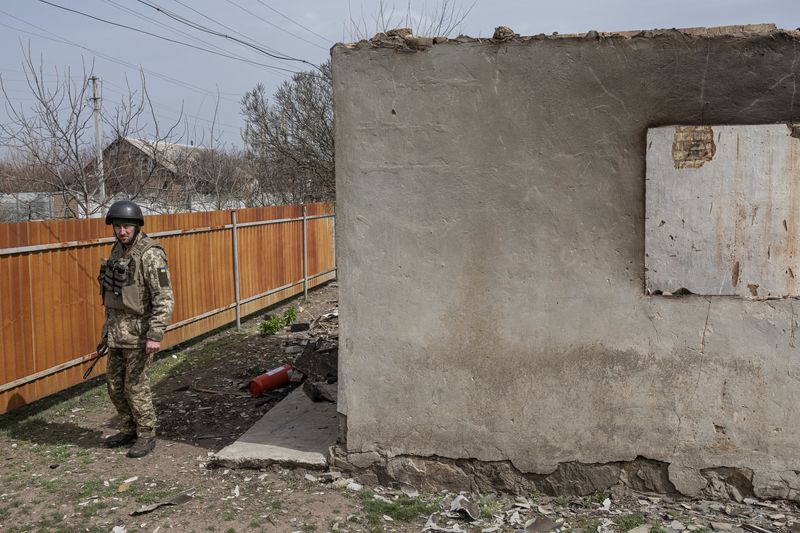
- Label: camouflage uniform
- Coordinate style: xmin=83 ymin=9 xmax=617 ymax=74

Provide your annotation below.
xmin=99 ymin=234 xmax=174 ymax=439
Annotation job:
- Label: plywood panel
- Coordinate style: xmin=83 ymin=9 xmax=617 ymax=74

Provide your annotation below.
xmin=646 ymin=124 xmax=799 ymax=298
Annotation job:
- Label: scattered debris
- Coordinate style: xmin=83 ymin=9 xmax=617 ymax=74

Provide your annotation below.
xmin=130 ymin=488 xmax=195 ymax=516
xmin=445 ymin=494 xmax=481 ymax=521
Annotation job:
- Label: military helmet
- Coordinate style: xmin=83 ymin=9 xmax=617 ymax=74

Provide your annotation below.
xmin=105 ymin=200 xmax=145 ymax=226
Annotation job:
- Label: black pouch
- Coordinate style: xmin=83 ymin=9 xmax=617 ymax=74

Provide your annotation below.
xmin=105 ymin=259 xmax=128 ymax=295
xmin=98 ymin=259 xmax=109 ymax=296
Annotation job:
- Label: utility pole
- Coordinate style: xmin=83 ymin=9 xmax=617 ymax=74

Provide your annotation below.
xmin=89 ymin=76 xmax=105 ymax=204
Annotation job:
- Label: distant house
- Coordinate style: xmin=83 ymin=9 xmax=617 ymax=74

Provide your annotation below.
xmin=96 ymin=137 xmax=209 ymax=206
xmin=83 ymin=137 xmax=252 ymax=212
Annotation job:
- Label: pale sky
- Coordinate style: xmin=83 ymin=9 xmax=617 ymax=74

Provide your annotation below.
xmin=0 ymin=1 xmax=798 ymax=150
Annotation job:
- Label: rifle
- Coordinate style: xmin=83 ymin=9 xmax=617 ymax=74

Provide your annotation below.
xmin=83 ymin=341 xmax=109 ymax=380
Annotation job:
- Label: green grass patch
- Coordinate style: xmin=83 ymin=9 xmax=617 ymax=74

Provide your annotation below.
xmin=591 ymin=488 xmax=608 ymax=502
xmin=553 ymin=495 xmax=570 ymax=506
xmin=480 ymin=499 xmax=503 ymax=519
xmin=39 ymin=478 xmax=59 ymax=493
xmin=360 ymin=491 xmax=437 ymax=524
xmin=570 ymin=516 xmax=602 ymax=532
xmin=76 ymin=480 xmax=104 ymax=499
xmin=79 ymin=500 xmax=108 ymax=518
xmin=614 ymin=513 xmax=647 ymax=531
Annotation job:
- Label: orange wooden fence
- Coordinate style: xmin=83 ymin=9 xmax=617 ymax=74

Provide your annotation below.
xmin=0 ymin=203 xmax=336 ymax=414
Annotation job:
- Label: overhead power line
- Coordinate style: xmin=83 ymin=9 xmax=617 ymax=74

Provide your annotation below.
xmin=169 ymin=0 xmax=307 ymax=72
xmin=100 ymin=0 xmax=254 ymax=60
xmin=250 ymin=0 xmax=332 ymax=46
xmin=221 ymin=0 xmax=329 ymax=52
xmin=36 ymin=0 xmax=302 ymax=74
xmin=133 ymin=0 xmax=319 ymax=68
xmin=0 ymin=13 xmax=246 ymax=104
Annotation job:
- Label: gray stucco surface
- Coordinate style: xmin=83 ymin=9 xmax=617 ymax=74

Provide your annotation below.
xmin=332 ymin=28 xmax=800 ymax=496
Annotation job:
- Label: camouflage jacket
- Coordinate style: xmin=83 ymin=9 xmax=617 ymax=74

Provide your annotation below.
xmin=100 ymin=234 xmax=174 ymax=348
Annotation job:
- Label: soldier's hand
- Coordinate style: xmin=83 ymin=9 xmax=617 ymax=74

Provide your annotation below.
xmin=145 ymin=339 xmax=161 ymax=354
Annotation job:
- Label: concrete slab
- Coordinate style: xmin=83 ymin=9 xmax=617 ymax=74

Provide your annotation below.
xmin=212 ymin=387 xmax=337 ymax=469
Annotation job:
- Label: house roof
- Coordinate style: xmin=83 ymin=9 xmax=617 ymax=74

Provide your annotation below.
xmin=110 ymin=137 xmax=212 ymax=175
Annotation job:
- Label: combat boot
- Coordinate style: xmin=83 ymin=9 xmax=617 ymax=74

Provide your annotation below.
xmin=127 ymin=437 xmax=156 ymax=458
xmin=105 ymin=432 xmax=136 ymax=448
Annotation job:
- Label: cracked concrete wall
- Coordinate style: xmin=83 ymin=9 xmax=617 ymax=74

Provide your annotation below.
xmin=332 ymin=27 xmax=800 ymax=498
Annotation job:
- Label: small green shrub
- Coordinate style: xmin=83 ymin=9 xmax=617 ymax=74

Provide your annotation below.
xmin=614 ymin=513 xmax=647 ymax=531
xmin=260 ymin=315 xmax=286 ymax=336
xmin=283 ymin=306 xmax=297 ymax=324
xmin=259 ymin=306 xmax=298 ymax=335
xmin=553 ymin=495 xmax=570 ymax=506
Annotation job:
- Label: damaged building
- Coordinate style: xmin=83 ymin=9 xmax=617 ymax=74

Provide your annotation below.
xmin=330 ymin=24 xmax=800 ymax=500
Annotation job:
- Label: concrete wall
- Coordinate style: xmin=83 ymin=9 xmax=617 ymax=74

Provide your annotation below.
xmin=332 ymin=27 xmax=800 ymax=498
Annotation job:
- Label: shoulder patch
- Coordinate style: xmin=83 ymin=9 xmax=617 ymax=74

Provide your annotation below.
xmin=157 ymin=266 xmax=170 ymax=288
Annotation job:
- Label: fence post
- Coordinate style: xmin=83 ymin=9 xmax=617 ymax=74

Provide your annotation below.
xmin=231 ymin=210 xmax=241 ymax=330
xmin=302 ymin=205 xmax=308 ymax=300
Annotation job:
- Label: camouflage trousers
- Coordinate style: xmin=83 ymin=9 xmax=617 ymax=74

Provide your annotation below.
xmin=106 ymin=347 xmax=156 ymax=438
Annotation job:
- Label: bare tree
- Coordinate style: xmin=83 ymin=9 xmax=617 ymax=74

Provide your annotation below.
xmin=240 ymin=2 xmax=474 ymax=205
xmin=241 ymin=61 xmax=334 ymax=204
xmin=347 ymin=0 xmax=476 ymax=40
xmin=0 ymin=47 xmax=184 ymax=218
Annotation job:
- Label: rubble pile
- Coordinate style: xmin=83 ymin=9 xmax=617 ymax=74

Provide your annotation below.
xmin=306 ymin=470 xmax=800 ymax=533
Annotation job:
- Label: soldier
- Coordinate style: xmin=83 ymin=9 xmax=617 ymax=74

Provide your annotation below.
xmin=98 ymin=200 xmax=174 ymax=458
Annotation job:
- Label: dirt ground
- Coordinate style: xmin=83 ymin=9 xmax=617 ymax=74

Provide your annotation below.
xmin=2 ymin=281 xmax=800 ymax=533
xmin=0 ymin=282 xmax=379 ymax=533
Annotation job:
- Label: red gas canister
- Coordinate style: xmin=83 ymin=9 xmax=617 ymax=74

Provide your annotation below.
xmin=248 ymin=364 xmax=294 ymax=397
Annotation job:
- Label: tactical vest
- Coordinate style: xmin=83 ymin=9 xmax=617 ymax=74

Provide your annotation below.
xmin=98 ymin=235 xmax=162 ymax=315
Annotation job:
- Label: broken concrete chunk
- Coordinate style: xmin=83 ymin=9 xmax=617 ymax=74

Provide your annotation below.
xmin=303 ymin=381 xmax=337 ymax=403
xmin=319 ymin=471 xmax=343 ymax=482
xmin=403 ymin=35 xmax=434 ymax=49
xmin=524 ymin=517 xmax=561 ymax=533
xmin=668 ymin=464 xmax=708 ymax=497
xmin=448 ymin=494 xmax=480 ymax=521
xmin=492 ymin=26 xmax=517 ymax=41
xmin=400 ymin=483 xmax=419 ymax=498
xmin=424 ymin=512 xmax=467 ymax=533
xmin=284 ymin=345 xmax=304 ymax=354
xmin=386 ymin=28 xmax=412 ymax=38
xmin=290 ymin=322 xmax=310 ymax=332
xmin=333 ymin=477 xmax=354 ymax=489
